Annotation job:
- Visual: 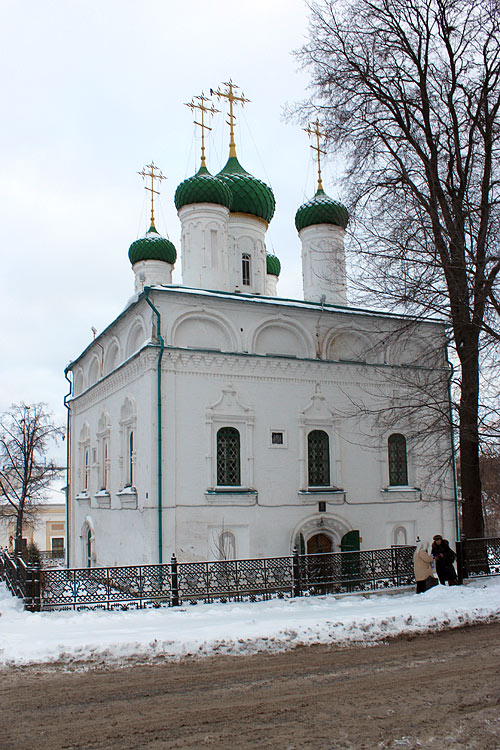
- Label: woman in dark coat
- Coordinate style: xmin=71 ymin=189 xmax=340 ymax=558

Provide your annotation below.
xmin=431 ymin=535 xmax=458 ymax=585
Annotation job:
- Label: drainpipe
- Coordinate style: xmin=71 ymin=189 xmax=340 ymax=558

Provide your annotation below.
xmin=144 ymin=287 xmax=165 ymax=564
xmin=446 ymin=345 xmax=460 ymax=541
xmin=63 ymin=369 xmax=72 ymax=568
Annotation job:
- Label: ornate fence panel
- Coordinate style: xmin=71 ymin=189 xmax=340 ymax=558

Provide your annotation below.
xmin=462 ymin=537 xmax=500 ymax=578
xmin=0 ymin=551 xmax=40 ymax=611
xmin=176 ymin=555 xmax=294 ymax=604
xmin=4 ymin=540 xmax=500 ymax=613
xmin=40 ymin=563 xmax=171 ymax=611
xmin=40 ymin=551 xmax=66 ymax=569
xmin=298 ymin=546 xmax=415 ymax=594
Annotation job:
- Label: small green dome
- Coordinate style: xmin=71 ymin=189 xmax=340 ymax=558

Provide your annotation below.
xmin=217 ymin=156 xmax=275 ymax=224
xmin=295 ymin=189 xmax=349 ymax=232
xmin=266 ymin=253 xmax=281 ymax=276
xmin=128 ymin=226 xmax=177 ymax=266
xmin=174 ymin=166 xmax=232 ymax=211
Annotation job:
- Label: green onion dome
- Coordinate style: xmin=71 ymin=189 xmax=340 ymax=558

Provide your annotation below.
xmin=217 ymin=156 xmax=275 ymax=224
xmin=128 ymin=226 xmax=177 ymax=266
xmin=174 ymin=165 xmax=232 ymax=211
xmin=295 ymin=189 xmax=349 ymax=232
xmin=266 ymin=253 xmax=281 ymax=277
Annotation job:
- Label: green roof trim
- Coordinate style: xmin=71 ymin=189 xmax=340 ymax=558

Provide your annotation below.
xmin=128 ymin=229 xmax=177 ymax=266
xmin=266 ymin=253 xmax=281 ymax=276
xmin=174 ymin=166 xmax=232 ymax=211
xmin=295 ymin=189 xmax=349 ymax=231
xmin=217 ymin=156 xmax=275 ymax=223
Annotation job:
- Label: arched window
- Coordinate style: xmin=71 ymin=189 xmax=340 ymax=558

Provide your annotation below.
xmin=102 ymin=438 xmax=109 ymax=490
xmin=218 ymin=531 xmax=236 ymax=560
xmin=308 ymin=430 xmax=330 ymax=486
xmin=388 ymin=434 xmax=408 ymax=486
xmin=242 ymin=253 xmax=251 ymax=286
xmin=83 ymin=447 xmax=90 ymax=491
xmin=217 ymin=427 xmax=241 ymax=486
xmin=128 ymin=430 xmax=134 ymax=486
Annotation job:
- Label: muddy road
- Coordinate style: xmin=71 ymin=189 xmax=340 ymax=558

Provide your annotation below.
xmin=1 ymin=622 xmax=500 ymax=750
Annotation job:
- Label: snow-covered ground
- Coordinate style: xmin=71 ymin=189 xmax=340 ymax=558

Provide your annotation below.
xmin=1 ymin=578 xmax=499 ymax=668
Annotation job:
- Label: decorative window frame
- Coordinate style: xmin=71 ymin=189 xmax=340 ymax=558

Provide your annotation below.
xmin=380 ymin=431 xmax=421 ymax=499
xmin=116 ymin=397 xmax=138 ymax=509
xmin=298 ymin=384 xmax=342 ymax=493
xmin=95 ymin=412 xmax=111 ymax=506
xmin=205 ymin=385 xmax=255 ymax=493
xmin=77 ymin=423 xmax=91 ymax=499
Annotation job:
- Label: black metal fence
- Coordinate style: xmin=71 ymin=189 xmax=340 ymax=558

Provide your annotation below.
xmin=1 ymin=537 xmax=498 ymax=612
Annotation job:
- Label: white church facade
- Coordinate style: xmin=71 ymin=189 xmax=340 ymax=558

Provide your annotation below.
xmin=65 ymin=84 xmax=457 ymax=568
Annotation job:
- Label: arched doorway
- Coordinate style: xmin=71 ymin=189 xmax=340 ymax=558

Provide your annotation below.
xmin=307 ymin=532 xmax=332 ymax=554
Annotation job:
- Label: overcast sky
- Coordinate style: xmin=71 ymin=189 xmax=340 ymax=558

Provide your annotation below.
xmin=0 ymin=0 xmax=348 ymax=454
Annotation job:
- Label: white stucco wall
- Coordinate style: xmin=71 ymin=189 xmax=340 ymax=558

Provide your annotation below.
xmin=66 ymin=288 xmax=456 ymax=568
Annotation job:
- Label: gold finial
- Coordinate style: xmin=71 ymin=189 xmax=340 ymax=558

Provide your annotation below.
xmin=303 ymin=119 xmax=327 ymax=192
xmin=137 ymin=161 xmax=166 ymax=231
xmin=185 ymin=91 xmax=219 ymax=169
xmin=210 ymin=79 xmax=250 ymax=158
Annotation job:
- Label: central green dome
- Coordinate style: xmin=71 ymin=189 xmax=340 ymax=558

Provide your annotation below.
xmin=217 ymin=156 xmax=275 ymax=224
xmin=174 ymin=166 xmax=232 ymax=211
xmin=295 ymin=189 xmax=349 ymax=231
xmin=128 ymin=227 xmax=177 ymax=266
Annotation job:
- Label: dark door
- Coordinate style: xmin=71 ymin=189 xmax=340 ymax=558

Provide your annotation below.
xmin=307 ymin=532 xmax=333 ymax=554
xmin=341 ymin=530 xmax=361 ymax=589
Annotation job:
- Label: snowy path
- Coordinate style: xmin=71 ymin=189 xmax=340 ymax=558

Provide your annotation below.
xmin=1 ymin=578 xmax=499 ymax=667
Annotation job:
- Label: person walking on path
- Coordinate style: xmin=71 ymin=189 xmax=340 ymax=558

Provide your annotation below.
xmin=431 ymin=535 xmax=458 ymax=586
xmin=413 ymin=541 xmax=437 ymax=594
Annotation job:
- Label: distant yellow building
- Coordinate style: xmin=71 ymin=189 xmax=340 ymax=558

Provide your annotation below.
xmin=0 ymin=473 xmax=66 ymax=556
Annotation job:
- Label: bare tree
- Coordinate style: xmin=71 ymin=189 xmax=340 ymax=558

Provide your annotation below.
xmin=295 ymin=0 xmax=500 ymax=537
xmin=0 ymin=403 xmax=64 ymax=555
xmin=479 ymin=447 xmax=500 ymax=535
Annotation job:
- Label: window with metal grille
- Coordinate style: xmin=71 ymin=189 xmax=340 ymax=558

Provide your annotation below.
xmin=242 ymin=253 xmax=251 ymax=286
xmin=217 ymin=427 xmax=241 ymax=486
xmin=388 ymin=433 xmax=408 ymax=485
xmin=308 ymin=430 xmax=330 ymax=486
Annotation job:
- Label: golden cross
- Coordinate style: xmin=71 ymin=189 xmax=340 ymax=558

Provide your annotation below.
xmin=137 ymin=161 xmax=166 ymax=230
xmin=185 ymin=91 xmax=219 ymax=169
xmin=210 ymin=79 xmax=250 ymax=158
xmin=304 ymin=119 xmax=328 ymax=192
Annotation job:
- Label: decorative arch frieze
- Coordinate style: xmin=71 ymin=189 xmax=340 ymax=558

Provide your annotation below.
xmin=169 ymin=309 xmax=239 ymax=352
xmin=251 ymin=317 xmax=312 ymax=358
xmin=125 ymin=317 xmax=147 ymax=359
xmin=103 ymin=337 xmax=121 ymax=375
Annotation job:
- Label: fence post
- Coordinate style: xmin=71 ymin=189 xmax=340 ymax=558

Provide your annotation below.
xmin=24 ymin=561 xmax=41 ymax=612
xmin=31 ymin=561 xmax=41 ymax=612
xmin=456 ymin=536 xmax=466 ymax=584
xmin=170 ymin=554 xmax=179 ymax=607
xmin=292 ymin=547 xmax=301 ymax=597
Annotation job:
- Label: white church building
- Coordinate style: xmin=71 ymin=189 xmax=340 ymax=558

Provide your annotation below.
xmin=65 ymin=84 xmax=457 ymax=568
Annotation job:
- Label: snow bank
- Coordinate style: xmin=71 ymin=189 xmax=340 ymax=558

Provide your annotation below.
xmin=1 ymin=578 xmax=499 ymax=667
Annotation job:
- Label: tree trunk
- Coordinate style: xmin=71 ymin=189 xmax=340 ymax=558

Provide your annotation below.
xmin=459 ymin=342 xmax=484 ymax=538
xmin=14 ymin=507 xmax=24 ymax=557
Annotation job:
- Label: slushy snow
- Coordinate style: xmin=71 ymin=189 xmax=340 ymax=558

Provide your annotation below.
xmin=1 ymin=578 xmax=499 ymax=667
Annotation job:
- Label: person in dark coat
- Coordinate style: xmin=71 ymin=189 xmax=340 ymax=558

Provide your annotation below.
xmin=431 ymin=535 xmax=458 ymax=585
